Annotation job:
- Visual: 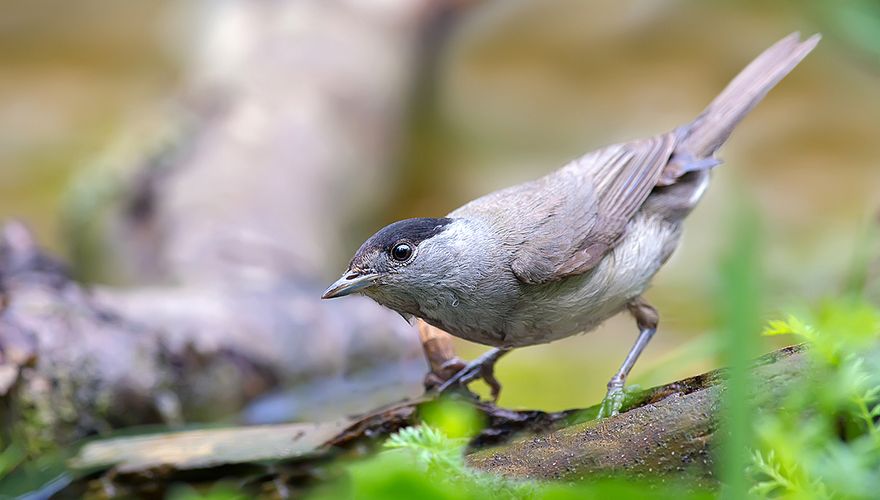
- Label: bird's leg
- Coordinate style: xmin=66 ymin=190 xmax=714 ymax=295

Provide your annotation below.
xmin=598 ymin=297 xmax=659 ymax=418
xmin=418 ymin=320 xmax=467 ymax=390
xmin=434 ymin=348 xmax=510 ymax=402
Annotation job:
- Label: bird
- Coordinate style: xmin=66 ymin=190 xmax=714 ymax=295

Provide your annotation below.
xmin=322 ymin=33 xmax=819 ymax=417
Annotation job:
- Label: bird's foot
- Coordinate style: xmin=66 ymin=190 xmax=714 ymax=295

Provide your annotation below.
xmin=597 ymin=387 xmax=626 ymax=419
xmin=423 ymin=357 xmax=467 ymax=391
xmin=597 ymin=377 xmax=640 ymax=419
xmin=433 ymin=348 xmax=508 ymax=402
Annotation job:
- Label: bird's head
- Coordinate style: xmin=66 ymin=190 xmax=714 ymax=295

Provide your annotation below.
xmin=321 ymin=217 xmax=458 ymax=314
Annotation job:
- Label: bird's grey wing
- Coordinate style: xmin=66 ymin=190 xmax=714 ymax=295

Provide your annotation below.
xmin=508 ymin=132 xmax=677 ymax=284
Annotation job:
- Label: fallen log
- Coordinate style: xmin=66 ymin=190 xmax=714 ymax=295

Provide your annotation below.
xmin=22 ymin=344 xmax=808 ymax=497
xmin=467 ymin=345 xmax=807 ymax=482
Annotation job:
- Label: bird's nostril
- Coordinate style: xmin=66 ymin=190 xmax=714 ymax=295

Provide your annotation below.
xmin=345 ymin=272 xmax=359 ymax=280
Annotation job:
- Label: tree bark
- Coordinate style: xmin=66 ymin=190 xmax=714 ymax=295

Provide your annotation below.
xmin=466 ymin=345 xmax=808 ymax=482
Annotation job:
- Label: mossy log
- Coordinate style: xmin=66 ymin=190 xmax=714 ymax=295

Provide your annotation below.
xmin=466 ymin=345 xmax=807 ymax=481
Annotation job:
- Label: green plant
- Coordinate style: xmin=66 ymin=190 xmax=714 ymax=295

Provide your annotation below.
xmin=749 ymin=299 xmax=880 ymax=499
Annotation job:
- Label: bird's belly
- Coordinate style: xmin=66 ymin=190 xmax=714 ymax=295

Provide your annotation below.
xmin=502 ymin=285 xmax=630 ymax=347
xmin=502 ymin=214 xmax=681 ymax=347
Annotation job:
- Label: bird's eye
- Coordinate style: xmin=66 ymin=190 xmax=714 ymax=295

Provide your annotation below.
xmin=391 ymin=243 xmax=413 ymax=262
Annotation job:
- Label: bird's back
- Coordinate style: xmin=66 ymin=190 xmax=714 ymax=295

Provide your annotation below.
xmin=448 ymin=143 xmax=686 ymax=346
xmin=452 ymin=32 xmax=819 ymax=289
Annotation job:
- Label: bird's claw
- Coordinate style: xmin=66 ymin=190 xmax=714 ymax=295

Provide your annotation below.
xmin=433 ymin=349 xmax=506 ymax=402
xmin=436 ymin=360 xmax=502 ymax=402
xmin=423 ymin=357 xmax=467 ymax=391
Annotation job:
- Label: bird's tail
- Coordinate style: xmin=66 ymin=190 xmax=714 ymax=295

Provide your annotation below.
xmin=676 ymin=32 xmax=820 ymax=160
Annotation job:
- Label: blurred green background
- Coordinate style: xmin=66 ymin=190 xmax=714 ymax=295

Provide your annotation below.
xmin=1 ymin=0 xmax=878 ymax=411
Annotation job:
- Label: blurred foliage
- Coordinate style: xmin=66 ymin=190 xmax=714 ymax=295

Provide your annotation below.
xmin=750 ymin=299 xmax=880 ymax=499
xmin=0 ymin=443 xmax=72 ymax=499
xmin=717 ymin=205 xmax=762 ymax=498
xmin=807 ymin=0 xmax=880 ymax=60
xmin=0 ymin=444 xmax=25 ymax=479
xmin=419 ymin=398 xmax=487 ymax=439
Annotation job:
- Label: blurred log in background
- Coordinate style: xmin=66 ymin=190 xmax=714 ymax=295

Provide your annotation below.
xmin=1 ymin=0 xmax=467 ymax=451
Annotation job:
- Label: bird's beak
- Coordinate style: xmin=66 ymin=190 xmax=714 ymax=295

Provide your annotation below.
xmin=321 ymin=271 xmax=379 ymax=299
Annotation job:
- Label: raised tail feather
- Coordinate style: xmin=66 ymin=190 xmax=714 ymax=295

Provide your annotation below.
xmin=676 ymin=32 xmax=820 ymax=160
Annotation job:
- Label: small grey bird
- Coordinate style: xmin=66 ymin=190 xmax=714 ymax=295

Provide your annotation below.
xmin=323 ymin=33 xmax=819 ymax=417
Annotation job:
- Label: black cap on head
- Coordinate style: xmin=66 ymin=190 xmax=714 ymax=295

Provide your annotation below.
xmin=350 ymin=217 xmax=452 ymax=270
